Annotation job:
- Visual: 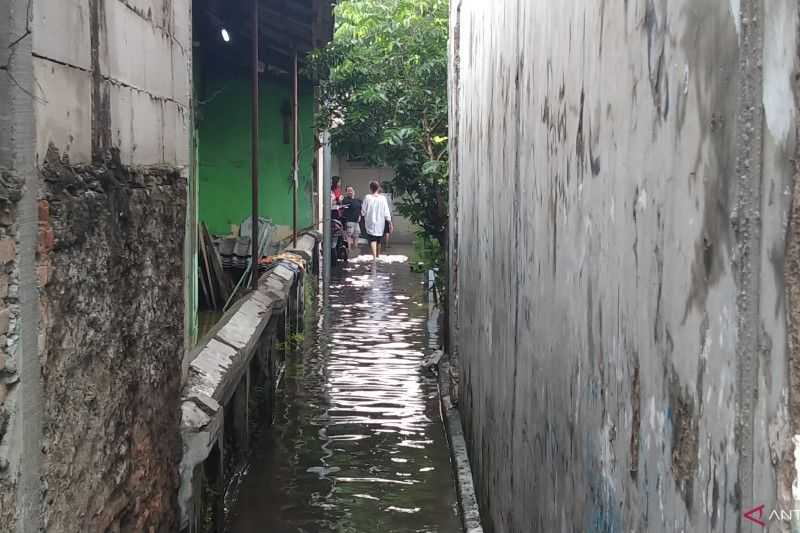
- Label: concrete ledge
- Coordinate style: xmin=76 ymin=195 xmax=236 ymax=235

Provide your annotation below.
xmin=178 ymin=232 xmax=318 ymax=528
xmin=438 ymin=360 xmax=484 ymax=533
xmin=285 ymin=232 xmax=320 ymax=262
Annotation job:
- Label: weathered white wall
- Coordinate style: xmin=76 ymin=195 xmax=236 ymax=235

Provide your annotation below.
xmin=450 ymin=0 xmax=800 ymax=531
xmin=335 ymin=158 xmax=417 ymax=244
xmin=32 ymin=0 xmax=191 ymax=166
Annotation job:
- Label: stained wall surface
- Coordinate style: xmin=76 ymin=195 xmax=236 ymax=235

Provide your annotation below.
xmin=31 ymin=0 xmax=192 ymax=167
xmin=449 ymin=1 xmax=800 ymax=531
xmin=0 ymin=0 xmax=191 ymax=530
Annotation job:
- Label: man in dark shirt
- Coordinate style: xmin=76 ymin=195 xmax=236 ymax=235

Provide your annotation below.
xmin=342 ymin=187 xmax=362 ymax=256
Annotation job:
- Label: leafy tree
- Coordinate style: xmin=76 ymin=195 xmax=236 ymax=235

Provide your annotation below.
xmin=307 ymin=0 xmax=449 ymax=255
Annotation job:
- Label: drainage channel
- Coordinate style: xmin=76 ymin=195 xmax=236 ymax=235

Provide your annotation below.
xmin=227 ymin=252 xmax=462 ymax=532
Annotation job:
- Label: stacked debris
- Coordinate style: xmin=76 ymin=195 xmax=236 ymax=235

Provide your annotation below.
xmin=198 ymin=218 xmax=278 ymax=311
xmin=198 ymin=223 xmax=233 ymax=311
xmin=215 ymin=236 xmax=254 ymax=271
xmin=214 ymin=219 xmax=277 ymax=274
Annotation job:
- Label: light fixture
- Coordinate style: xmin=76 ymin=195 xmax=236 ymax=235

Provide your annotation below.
xmin=221 ymin=28 xmax=231 ymax=42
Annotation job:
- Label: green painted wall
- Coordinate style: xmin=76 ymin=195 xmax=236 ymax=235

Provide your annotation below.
xmin=198 ymin=78 xmax=316 ymax=235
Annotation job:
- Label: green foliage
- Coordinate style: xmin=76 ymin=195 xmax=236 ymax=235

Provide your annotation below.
xmin=307 ymin=0 xmax=449 ymax=247
xmin=410 ymin=232 xmax=442 ymax=273
xmin=278 ymin=332 xmax=305 ymax=353
xmin=411 ymin=231 xmax=446 ymax=303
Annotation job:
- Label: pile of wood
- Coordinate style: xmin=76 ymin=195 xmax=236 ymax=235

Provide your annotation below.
xmin=198 ymin=223 xmax=233 ymax=310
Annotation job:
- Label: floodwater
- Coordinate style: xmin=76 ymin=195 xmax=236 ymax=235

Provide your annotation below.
xmin=228 ymin=252 xmax=461 ymax=533
xmin=198 ymin=310 xmax=223 ymax=339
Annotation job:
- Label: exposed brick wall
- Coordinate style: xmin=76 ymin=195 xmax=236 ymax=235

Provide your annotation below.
xmin=0 ymin=0 xmax=192 ymax=529
xmin=0 ymin=168 xmax=25 ymax=533
xmin=39 ymin=148 xmax=186 ymax=530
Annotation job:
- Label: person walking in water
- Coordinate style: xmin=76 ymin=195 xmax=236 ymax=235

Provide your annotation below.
xmin=342 ymin=186 xmax=362 ymax=257
xmin=361 ymin=180 xmax=392 ymax=260
xmin=380 ymin=184 xmax=394 ymax=251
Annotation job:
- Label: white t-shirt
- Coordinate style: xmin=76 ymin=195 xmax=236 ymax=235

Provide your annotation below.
xmin=361 ymin=193 xmax=392 ymax=236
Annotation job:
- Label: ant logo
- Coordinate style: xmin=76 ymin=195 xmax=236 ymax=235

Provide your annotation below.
xmin=743 ymin=504 xmax=766 ymax=527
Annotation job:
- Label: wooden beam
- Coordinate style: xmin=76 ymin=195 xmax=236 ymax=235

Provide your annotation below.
xmin=259 ymin=20 xmax=313 ymax=52
xmin=250 ymin=0 xmax=260 ymax=289
xmin=201 ymin=0 xmax=324 ymax=53
xmin=292 ymin=49 xmax=299 ymax=246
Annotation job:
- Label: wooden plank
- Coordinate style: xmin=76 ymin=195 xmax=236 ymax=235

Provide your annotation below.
xmin=197 ymin=233 xmax=213 ymax=308
xmin=202 ymin=223 xmax=233 ymax=304
xmin=198 ymin=229 xmax=217 ymax=309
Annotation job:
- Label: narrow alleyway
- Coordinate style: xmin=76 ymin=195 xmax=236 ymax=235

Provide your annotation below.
xmin=228 ymin=251 xmax=461 ymax=532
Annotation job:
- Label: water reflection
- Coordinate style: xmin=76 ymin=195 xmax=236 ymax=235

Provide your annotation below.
xmin=229 ymin=252 xmax=460 ymax=533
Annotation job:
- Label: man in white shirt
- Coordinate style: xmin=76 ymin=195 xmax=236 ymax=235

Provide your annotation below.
xmin=361 ymin=180 xmax=393 ymax=260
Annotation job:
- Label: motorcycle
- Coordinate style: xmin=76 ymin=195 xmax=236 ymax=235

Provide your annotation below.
xmin=330 ymin=218 xmax=349 ymax=264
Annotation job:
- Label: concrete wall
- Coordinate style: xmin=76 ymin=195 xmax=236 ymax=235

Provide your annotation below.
xmin=0 ymin=0 xmax=191 ymax=530
xmin=32 ymin=0 xmax=191 ymax=167
xmin=333 ymin=158 xmax=417 ymax=244
xmin=450 ymin=1 xmax=800 ymax=531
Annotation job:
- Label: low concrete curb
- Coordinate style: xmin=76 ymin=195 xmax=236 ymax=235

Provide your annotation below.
xmin=438 ymin=360 xmax=484 ymax=533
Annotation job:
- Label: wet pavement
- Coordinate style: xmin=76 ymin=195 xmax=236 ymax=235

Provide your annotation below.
xmin=228 ymin=252 xmax=461 ymax=533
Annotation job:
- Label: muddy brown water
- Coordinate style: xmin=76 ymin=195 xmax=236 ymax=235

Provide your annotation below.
xmin=228 ymin=253 xmax=461 ymax=533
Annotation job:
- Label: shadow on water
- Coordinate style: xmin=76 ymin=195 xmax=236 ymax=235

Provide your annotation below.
xmin=228 ymin=251 xmax=460 ymax=533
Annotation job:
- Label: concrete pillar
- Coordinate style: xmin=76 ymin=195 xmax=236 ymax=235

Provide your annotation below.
xmin=189 ymin=463 xmax=204 ymax=533
xmin=277 ymin=308 xmax=289 ymax=363
xmin=232 ymin=369 xmax=250 ymax=457
xmin=213 ymin=435 xmax=224 ymax=533
xmin=263 ymin=337 xmax=274 ymax=421
xmin=297 ymin=274 xmax=305 ymax=332
xmin=312 ymin=241 xmax=320 ymax=277
xmin=290 ymin=276 xmax=304 ymax=336
xmin=287 ymin=281 xmax=297 ymax=335
xmin=447 ymin=0 xmax=462 ymax=361
xmin=0 ymin=1 xmax=42 ymax=531
xmin=322 ymin=132 xmax=332 ymax=291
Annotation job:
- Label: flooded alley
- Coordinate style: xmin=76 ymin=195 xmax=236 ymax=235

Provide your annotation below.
xmin=228 ymin=253 xmax=461 ymax=533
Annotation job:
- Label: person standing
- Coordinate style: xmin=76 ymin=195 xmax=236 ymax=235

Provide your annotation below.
xmin=361 ymin=180 xmax=392 ymax=260
xmin=381 ymin=185 xmax=394 ymax=250
xmin=342 ymin=186 xmax=362 ymax=256
xmin=331 ymin=176 xmax=343 ymax=220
